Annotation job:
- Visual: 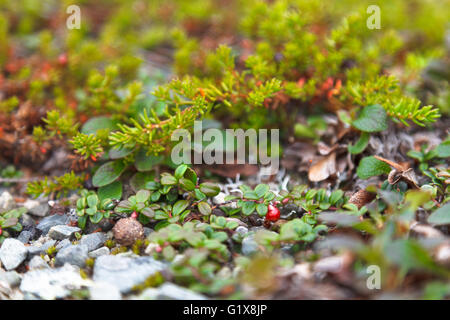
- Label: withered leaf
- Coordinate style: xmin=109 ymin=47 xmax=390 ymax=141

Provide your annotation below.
xmin=308 ymin=152 xmax=336 ymax=182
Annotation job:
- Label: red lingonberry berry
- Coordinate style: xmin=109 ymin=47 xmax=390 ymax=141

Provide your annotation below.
xmin=266 ymin=204 xmax=280 ymax=222
xmin=282 ymin=198 xmax=289 ymax=204
xmin=131 ymin=211 xmax=138 ymax=219
xmin=0 ymin=227 xmax=2 ymax=236
xmin=58 ymin=53 xmax=68 ymax=66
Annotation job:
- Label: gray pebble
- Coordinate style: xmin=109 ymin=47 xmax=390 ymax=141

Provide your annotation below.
xmin=48 ymin=225 xmax=81 ymax=240
xmin=36 ymin=214 xmax=71 ymax=235
xmin=55 ymin=244 xmax=89 ymax=268
xmin=0 ymin=238 xmax=28 ymax=270
xmin=88 ymin=246 xmax=110 ymax=258
xmin=79 ymin=232 xmax=106 ymax=251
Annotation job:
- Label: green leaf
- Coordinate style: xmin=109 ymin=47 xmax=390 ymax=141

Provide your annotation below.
xmin=98 ymin=181 xmax=122 ymax=201
xmin=160 ymin=173 xmax=177 ymax=186
xmin=86 ymin=194 xmax=99 ymax=208
xmin=356 ymin=156 xmax=391 ymax=179
xmin=427 ymin=204 xmax=450 ymax=226
xmin=90 ymin=212 xmax=103 ymax=224
xmin=241 ymin=201 xmax=256 ymax=216
xmin=108 ymin=147 xmax=133 ymax=160
xmin=173 ymin=200 xmax=189 ymax=216
xmin=78 ymin=215 xmax=87 ymax=229
xmin=352 ymin=104 xmax=388 ymax=133
xmin=199 ymin=182 xmax=220 ymax=197
xmin=329 ymin=190 xmax=344 ymax=205
xmin=256 ymin=203 xmax=268 ymax=216
xmin=81 ymin=116 xmax=117 ymax=135
xmin=136 ymin=189 xmax=150 ymax=203
xmin=436 ymin=141 xmax=450 ymax=158
xmin=198 ymin=201 xmax=212 ymax=215
xmin=92 ymin=161 xmax=126 ymax=187
xmin=1 ymin=217 xmax=18 ymax=228
xmin=254 ymin=184 xmax=269 ymax=198
xmin=184 ymin=168 xmax=198 ymax=185
xmin=179 ymin=178 xmax=196 ymax=191
xmin=174 ymin=164 xmax=188 ymax=179
xmin=135 ymin=149 xmax=164 ymax=172
xmin=348 ymin=132 xmax=370 ymax=154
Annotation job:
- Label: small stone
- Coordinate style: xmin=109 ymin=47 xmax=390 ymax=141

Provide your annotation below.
xmin=212 ymin=192 xmax=226 ymax=205
xmin=17 ymin=230 xmax=33 ymax=243
xmin=36 ymin=214 xmax=71 ymax=235
xmin=143 ymin=227 xmax=153 ymax=237
xmin=0 ymin=271 xmax=22 ymax=287
xmin=20 ymin=264 xmax=88 ymax=300
xmin=93 ymin=255 xmax=166 ymax=293
xmin=48 ymin=225 xmax=81 ymax=240
xmin=28 ymin=240 xmax=57 ymax=258
xmin=235 ymin=226 xmax=248 ymax=236
xmin=135 ymin=287 xmax=159 ymax=300
xmin=55 ymin=239 xmax=72 ymax=251
xmin=19 ymin=213 xmax=36 ymax=229
xmin=0 ymin=238 xmax=28 ymax=270
xmin=155 ymin=283 xmax=208 ymax=300
xmin=28 ymin=256 xmax=49 ymax=269
xmin=112 ymin=218 xmax=144 ymax=246
xmin=55 ymin=244 xmax=89 ymax=268
xmin=27 ymin=202 xmax=50 ymax=217
xmin=0 ymin=191 xmax=15 ymax=212
xmin=80 ymin=232 xmax=106 ymax=251
xmin=241 ymin=234 xmax=258 ymax=256
xmin=89 ymin=246 xmax=110 ymax=258
xmin=280 ymin=203 xmax=302 ymax=220
xmin=435 ymin=243 xmax=450 ymax=267
xmin=89 ymin=282 xmax=122 ymax=300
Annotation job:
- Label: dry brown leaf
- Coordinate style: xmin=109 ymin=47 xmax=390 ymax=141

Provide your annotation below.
xmin=374 ymin=155 xmax=419 ymax=189
xmin=308 ymin=152 xmax=336 ymax=182
xmin=348 ymin=189 xmax=376 ymax=209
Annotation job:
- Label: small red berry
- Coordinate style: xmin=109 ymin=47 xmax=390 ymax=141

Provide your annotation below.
xmin=131 ymin=211 xmax=138 ymax=219
xmin=0 ymin=227 xmax=2 ymax=236
xmin=282 ymin=198 xmax=289 ymax=204
xmin=58 ymin=53 xmax=68 ymax=66
xmin=155 ymin=246 xmax=162 ymax=253
xmin=266 ymin=204 xmax=280 ymax=222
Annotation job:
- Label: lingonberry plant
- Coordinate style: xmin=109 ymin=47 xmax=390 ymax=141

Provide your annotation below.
xmin=0 ymin=0 xmax=448 ymax=301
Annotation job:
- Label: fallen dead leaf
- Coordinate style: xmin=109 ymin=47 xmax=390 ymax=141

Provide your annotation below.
xmin=308 ymin=152 xmax=336 ymax=182
xmin=348 ymin=189 xmax=376 ymax=209
xmin=374 ymin=155 xmax=419 ymax=189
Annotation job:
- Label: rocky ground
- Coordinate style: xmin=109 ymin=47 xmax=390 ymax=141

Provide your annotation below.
xmin=0 ymin=191 xmax=212 ymax=300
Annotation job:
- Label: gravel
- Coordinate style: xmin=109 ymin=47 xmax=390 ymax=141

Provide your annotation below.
xmin=24 ymin=200 xmax=49 ymax=217
xmin=154 ymin=283 xmax=208 ymax=300
xmin=0 ymin=238 xmax=28 ymax=270
xmin=36 ymin=214 xmax=71 ymax=235
xmin=241 ymin=234 xmax=259 ymax=256
xmin=28 ymin=256 xmax=49 ymax=269
xmin=55 ymin=245 xmax=89 ymax=268
xmin=89 ymin=282 xmax=122 ymax=300
xmin=0 ymin=270 xmax=22 ymax=287
xmin=79 ymin=232 xmax=106 ymax=251
xmin=0 ymin=191 xmax=15 ymax=212
xmin=88 ymin=246 xmax=110 ymax=258
xmin=93 ymin=255 xmax=166 ymax=293
xmin=20 ymin=264 xmax=89 ymax=300
xmin=27 ymin=240 xmax=57 ymax=258
xmin=48 ymin=225 xmax=81 ymax=240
